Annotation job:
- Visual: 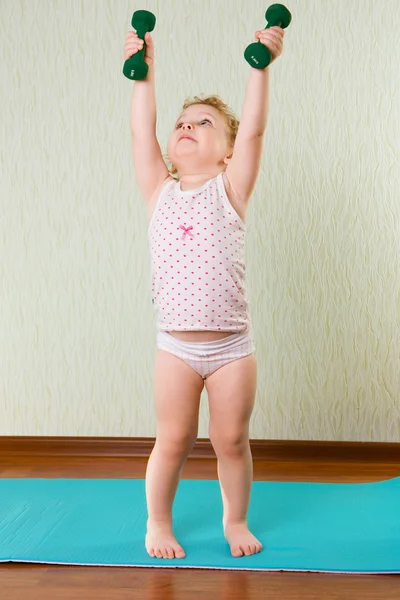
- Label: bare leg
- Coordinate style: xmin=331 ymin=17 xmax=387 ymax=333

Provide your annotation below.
xmin=205 ymin=354 xmax=263 ymax=557
xmin=145 ymin=349 xmax=204 ymax=559
xmin=217 ymin=438 xmax=262 ymax=557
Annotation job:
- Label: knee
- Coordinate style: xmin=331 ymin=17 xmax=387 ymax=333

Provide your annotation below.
xmin=155 ymin=430 xmax=196 ymax=461
xmin=209 ymin=428 xmax=250 ymax=459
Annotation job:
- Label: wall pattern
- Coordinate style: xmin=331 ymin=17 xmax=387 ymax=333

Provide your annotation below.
xmin=1 ymin=0 xmax=399 ymax=440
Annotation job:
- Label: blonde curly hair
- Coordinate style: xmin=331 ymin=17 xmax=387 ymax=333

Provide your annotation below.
xmin=164 ymin=94 xmax=240 ymax=179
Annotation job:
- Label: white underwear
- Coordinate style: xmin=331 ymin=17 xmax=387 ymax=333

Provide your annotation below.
xmin=156 ymin=331 xmax=255 ymax=380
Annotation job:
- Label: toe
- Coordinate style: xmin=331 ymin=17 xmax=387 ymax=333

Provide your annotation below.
xmin=175 ymin=546 xmax=186 ymax=559
xmin=155 ymin=548 xmax=163 ymax=559
xmin=166 ymin=547 xmax=175 ymax=559
xmin=243 ymin=545 xmax=252 ymax=556
xmin=232 ymin=546 xmax=244 ymax=558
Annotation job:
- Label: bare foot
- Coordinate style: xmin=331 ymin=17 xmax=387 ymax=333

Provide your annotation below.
xmin=145 ymin=519 xmax=186 ymax=559
xmin=224 ymin=521 xmax=263 ymax=557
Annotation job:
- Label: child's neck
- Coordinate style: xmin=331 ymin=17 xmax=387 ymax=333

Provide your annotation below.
xmin=178 ymin=170 xmax=221 ymax=192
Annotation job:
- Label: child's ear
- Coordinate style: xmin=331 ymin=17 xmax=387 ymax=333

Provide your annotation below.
xmin=224 ymin=152 xmax=233 ymax=165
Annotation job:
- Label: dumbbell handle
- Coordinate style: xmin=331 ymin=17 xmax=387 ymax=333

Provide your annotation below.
xmin=133 ymin=23 xmax=149 ymax=57
xmin=123 ymin=26 xmax=147 ymax=75
xmin=254 ymin=15 xmax=284 ymax=51
xmin=265 ymin=18 xmax=284 ymax=28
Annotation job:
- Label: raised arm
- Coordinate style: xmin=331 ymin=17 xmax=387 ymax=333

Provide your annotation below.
xmin=225 ymin=26 xmax=285 ymax=205
xmin=124 ymin=31 xmax=170 ymax=204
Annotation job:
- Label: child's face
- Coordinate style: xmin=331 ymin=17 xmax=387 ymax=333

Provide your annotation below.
xmin=167 ymin=104 xmax=232 ymax=175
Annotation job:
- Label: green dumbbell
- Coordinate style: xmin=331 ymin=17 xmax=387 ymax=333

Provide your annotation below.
xmin=244 ymin=4 xmax=291 ymax=69
xmin=123 ymin=10 xmax=156 ymax=80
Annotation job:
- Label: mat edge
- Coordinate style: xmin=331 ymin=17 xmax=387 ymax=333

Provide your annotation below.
xmin=1 ymin=560 xmax=399 ymax=574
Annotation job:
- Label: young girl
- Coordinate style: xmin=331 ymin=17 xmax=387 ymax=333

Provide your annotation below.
xmin=124 ymin=22 xmax=284 ymax=560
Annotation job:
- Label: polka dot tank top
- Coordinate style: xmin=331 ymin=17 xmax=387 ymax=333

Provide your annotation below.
xmin=148 ymin=172 xmax=252 ymax=333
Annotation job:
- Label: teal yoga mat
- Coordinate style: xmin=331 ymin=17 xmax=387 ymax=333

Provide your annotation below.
xmin=0 ymin=477 xmax=399 ymax=573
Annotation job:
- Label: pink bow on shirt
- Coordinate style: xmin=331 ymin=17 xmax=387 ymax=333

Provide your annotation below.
xmin=179 ymin=225 xmax=194 ymax=240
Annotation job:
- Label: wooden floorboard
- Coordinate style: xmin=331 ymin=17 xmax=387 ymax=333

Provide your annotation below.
xmin=1 ymin=455 xmax=399 ymax=599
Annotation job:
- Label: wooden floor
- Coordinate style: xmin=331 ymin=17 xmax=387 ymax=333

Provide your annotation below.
xmin=1 ymin=455 xmax=399 ymax=600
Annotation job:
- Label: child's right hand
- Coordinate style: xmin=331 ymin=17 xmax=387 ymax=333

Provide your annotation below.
xmin=124 ymin=31 xmax=154 ymax=66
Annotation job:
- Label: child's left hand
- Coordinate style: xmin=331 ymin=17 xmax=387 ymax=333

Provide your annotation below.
xmin=255 ymin=26 xmax=285 ymax=64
